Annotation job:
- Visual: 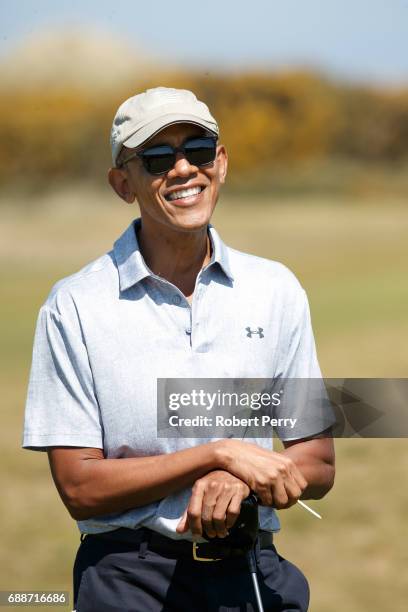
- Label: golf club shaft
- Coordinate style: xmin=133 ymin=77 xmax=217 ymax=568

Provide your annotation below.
xmin=247 ymin=550 xmax=265 ymax=612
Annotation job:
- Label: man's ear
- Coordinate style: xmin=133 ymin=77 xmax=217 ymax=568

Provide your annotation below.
xmin=216 ymin=145 xmax=228 ymax=184
xmin=108 ymin=167 xmax=136 ymax=203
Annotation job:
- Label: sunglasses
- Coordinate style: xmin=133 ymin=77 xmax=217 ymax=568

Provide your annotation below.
xmin=120 ymin=135 xmax=218 ymax=176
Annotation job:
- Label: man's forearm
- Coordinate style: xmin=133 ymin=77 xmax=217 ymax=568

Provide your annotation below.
xmin=281 ymin=437 xmax=335 ymax=499
xmin=50 ymin=442 xmax=225 ymax=521
xmin=50 ymin=437 xmax=333 ymax=522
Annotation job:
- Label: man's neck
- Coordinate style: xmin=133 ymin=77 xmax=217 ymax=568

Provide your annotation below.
xmin=137 ymin=219 xmax=212 ymax=299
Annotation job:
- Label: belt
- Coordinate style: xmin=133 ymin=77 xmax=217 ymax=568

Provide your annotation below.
xmin=82 ymin=527 xmax=274 ymax=562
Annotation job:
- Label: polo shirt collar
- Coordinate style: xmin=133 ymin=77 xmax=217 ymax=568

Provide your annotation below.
xmin=207 ymin=224 xmax=234 ymax=281
xmin=113 ymin=219 xmax=150 ymax=292
xmin=113 ymin=218 xmax=234 ymax=292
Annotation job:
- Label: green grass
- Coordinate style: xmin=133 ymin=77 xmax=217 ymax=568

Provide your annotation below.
xmin=1 ymin=187 xmax=407 ymax=611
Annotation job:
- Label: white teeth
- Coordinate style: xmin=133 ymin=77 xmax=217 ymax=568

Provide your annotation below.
xmin=168 ymin=186 xmax=202 ymax=201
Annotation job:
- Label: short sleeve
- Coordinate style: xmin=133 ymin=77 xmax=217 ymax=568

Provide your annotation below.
xmin=281 ymin=289 xmax=322 ymax=379
xmin=275 ymin=289 xmax=336 ymax=441
xmin=22 ymin=302 xmax=104 ymax=451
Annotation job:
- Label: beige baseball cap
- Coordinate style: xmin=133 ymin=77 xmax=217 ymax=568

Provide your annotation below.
xmin=110 ymin=86 xmax=219 ymax=166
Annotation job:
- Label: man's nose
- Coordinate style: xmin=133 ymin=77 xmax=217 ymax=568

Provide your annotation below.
xmin=168 ymin=152 xmax=197 ymax=178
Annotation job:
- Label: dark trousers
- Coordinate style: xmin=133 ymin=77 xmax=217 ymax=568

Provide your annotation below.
xmin=73 ymin=534 xmax=309 ymax=612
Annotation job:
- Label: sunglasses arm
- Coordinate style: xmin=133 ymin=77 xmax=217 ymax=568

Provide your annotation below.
xmin=117 ymin=151 xmax=141 ymax=168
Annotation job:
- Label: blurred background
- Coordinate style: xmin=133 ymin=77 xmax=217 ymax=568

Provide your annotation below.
xmin=1 ymin=1 xmax=407 ymax=610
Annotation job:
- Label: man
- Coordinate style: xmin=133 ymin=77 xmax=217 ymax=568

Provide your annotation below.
xmin=23 ymin=87 xmax=335 ymax=611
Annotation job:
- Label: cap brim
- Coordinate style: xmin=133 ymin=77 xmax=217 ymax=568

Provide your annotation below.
xmin=122 ymin=113 xmax=218 ymax=150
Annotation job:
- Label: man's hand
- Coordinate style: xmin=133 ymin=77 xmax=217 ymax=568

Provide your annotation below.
xmin=176 ymin=470 xmax=250 ymax=539
xmin=217 ymin=440 xmax=308 ymax=508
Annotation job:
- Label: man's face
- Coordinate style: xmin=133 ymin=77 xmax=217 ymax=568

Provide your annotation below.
xmin=113 ymin=123 xmax=227 ymax=233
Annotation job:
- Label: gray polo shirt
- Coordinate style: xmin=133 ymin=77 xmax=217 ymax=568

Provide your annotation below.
xmin=23 ymin=218 xmax=324 ymax=539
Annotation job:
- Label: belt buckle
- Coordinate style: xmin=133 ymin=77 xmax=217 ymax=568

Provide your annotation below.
xmin=192 ymin=541 xmax=222 ymax=562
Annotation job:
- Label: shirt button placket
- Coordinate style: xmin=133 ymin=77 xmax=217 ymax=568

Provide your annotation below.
xmin=190 ymin=284 xmax=204 ymax=351
xmin=170 ymin=292 xmax=192 ymax=346
xmin=187 ymin=300 xmax=193 ymax=348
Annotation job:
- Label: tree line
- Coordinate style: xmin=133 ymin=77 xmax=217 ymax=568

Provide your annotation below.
xmin=1 ymin=70 xmax=407 ymax=189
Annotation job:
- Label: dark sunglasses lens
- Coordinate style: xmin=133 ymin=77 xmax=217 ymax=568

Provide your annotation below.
xmin=141 ymin=137 xmax=216 ymax=175
xmin=184 ymin=138 xmax=216 ymax=166
xmin=142 ymin=146 xmax=175 ymax=175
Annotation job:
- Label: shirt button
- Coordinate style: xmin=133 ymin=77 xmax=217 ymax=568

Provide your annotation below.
xmin=185 ymin=328 xmax=192 ymax=335
xmin=172 ymin=295 xmax=181 ymax=305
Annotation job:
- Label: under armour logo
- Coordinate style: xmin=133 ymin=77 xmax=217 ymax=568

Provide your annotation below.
xmin=246 ymin=327 xmax=264 ymax=338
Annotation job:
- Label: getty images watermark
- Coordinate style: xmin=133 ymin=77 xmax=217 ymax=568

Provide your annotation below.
xmin=167 ymin=388 xmax=297 ymax=430
xmin=157 ymin=378 xmax=408 ymax=439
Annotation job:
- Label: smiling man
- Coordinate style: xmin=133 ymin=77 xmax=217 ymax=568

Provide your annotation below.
xmin=23 ymin=87 xmax=335 ymax=611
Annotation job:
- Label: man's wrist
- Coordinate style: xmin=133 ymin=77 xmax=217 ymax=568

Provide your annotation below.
xmin=211 ymin=439 xmax=232 ymax=472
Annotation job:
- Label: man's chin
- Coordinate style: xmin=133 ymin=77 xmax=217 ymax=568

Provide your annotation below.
xmin=167 ymin=209 xmax=213 ymax=233
xmin=170 ymin=220 xmax=209 ymax=234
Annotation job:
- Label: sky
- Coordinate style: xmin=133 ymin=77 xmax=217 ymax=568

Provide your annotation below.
xmin=1 ymin=0 xmax=408 ymax=84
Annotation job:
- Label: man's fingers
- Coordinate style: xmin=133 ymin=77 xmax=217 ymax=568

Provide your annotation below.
xmin=282 ymin=478 xmax=302 ymax=507
xmin=211 ymin=493 xmax=233 ymax=538
xmin=183 ymin=472 xmax=252 ymax=538
xmin=201 ymin=501 xmax=217 ymax=538
xmin=225 ymin=492 xmax=243 ymax=530
xmin=295 ymin=470 xmax=308 ymax=492
xmin=273 ymin=461 xmax=304 ymax=508
xmin=284 ymin=462 xmax=307 ymax=505
xmin=176 ymin=509 xmax=188 ymax=533
xmin=201 ymin=480 xmax=223 ymax=538
xmin=255 ymin=486 xmax=273 ymax=506
xmin=270 ymin=479 xmax=289 ymax=508
xmin=187 ymin=484 xmax=206 ymax=537
xmin=287 ymin=461 xmax=308 ymax=491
